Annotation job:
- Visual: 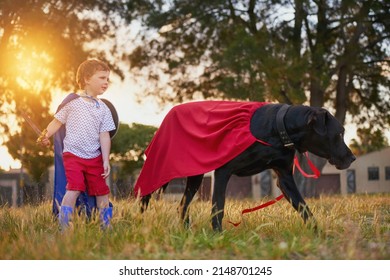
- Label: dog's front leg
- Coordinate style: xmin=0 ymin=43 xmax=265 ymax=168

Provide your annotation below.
xmin=274 ymin=168 xmax=315 ymax=225
xmin=140 ymin=195 xmax=151 ymax=213
xmin=211 ymin=168 xmax=231 ymax=231
xmin=140 ymin=183 xmax=169 ymax=213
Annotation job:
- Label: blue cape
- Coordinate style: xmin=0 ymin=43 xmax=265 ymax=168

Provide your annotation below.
xmin=52 ymin=93 xmax=118 ymax=216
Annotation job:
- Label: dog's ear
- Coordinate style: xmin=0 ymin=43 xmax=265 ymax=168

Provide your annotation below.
xmin=307 ymin=109 xmax=328 ymax=136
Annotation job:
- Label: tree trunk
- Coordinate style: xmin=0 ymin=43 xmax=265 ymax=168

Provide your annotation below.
xmin=297 ymin=0 xmax=329 ymax=196
xmin=335 ymin=64 xmax=349 ymax=124
xmin=309 ymin=78 xmax=325 ymax=107
xmin=293 ymin=0 xmax=304 ymax=58
xmin=334 ymin=1 xmax=371 ymax=124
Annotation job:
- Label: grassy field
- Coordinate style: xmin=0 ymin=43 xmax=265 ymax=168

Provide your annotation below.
xmin=0 ymin=194 xmax=389 ymax=260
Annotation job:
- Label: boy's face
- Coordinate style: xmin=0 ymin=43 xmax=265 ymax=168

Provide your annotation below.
xmin=85 ymin=70 xmax=110 ymax=96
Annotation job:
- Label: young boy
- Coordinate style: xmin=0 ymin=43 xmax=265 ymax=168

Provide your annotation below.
xmin=38 ymin=59 xmax=116 ymax=229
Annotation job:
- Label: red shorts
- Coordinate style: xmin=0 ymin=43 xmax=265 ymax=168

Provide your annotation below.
xmin=63 ymin=152 xmax=110 ymax=196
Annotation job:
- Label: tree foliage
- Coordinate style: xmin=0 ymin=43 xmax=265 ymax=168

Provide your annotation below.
xmin=349 ymin=127 xmax=389 ymax=156
xmin=125 ymin=0 xmax=390 ymax=132
xmin=0 ymin=0 xmax=127 ymax=183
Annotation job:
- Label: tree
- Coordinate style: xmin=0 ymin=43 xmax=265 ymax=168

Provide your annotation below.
xmin=123 ymin=0 xmax=389 ymax=196
xmin=0 ymin=0 xmax=127 ymax=200
xmin=125 ymin=0 xmax=389 ymax=134
xmin=349 ymin=127 xmax=389 ymax=156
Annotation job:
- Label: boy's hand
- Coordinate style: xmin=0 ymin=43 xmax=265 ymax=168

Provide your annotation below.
xmin=36 ymin=129 xmax=50 ymax=146
xmin=102 ymin=161 xmax=111 ymax=179
xmin=38 ymin=138 xmax=51 ymax=146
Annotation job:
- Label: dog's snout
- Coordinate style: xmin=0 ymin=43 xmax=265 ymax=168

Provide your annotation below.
xmin=351 ymin=155 xmax=356 ymax=162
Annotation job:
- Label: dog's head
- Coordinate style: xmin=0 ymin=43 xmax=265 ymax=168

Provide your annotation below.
xmin=296 ymin=107 xmax=356 ymax=169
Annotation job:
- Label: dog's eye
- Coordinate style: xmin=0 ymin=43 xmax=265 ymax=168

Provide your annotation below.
xmin=334 ymin=132 xmax=343 ymax=141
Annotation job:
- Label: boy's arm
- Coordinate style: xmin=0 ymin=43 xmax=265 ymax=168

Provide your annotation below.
xmin=37 ymin=118 xmax=63 ymax=146
xmin=45 ymin=118 xmax=63 ymax=137
xmin=100 ymin=131 xmax=111 ymax=179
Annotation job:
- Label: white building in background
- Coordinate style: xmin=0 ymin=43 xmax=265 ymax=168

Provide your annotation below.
xmin=322 ymin=146 xmax=390 ymax=195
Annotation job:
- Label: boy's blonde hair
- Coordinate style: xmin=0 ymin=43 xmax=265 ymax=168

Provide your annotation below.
xmin=76 ymin=59 xmax=110 ymax=89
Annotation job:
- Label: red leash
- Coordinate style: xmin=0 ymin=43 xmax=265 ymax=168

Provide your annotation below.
xmin=293 ymin=152 xmax=320 ymax=179
xmin=228 ymin=152 xmax=320 ymax=227
xmin=228 ymin=194 xmax=285 ymax=227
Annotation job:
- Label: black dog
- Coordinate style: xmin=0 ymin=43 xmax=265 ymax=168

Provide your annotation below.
xmin=140 ymin=103 xmax=356 ymax=231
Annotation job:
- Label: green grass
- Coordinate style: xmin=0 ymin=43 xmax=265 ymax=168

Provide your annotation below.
xmin=0 ymin=194 xmax=389 ymax=260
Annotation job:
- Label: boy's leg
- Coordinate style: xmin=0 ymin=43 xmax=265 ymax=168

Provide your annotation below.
xmin=59 ymin=190 xmax=81 ymax=228
xmin=96 ymin=194 xmax=112 ymax=229
xmin=59 ymin=205 xmax=73 ymax=229
xmin=83 ymin=154 xmax=112 ymax=228
xmin=62 ymin=190 xmax=81 ymax=207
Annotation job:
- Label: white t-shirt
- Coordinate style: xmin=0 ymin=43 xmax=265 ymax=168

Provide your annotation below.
xmin=55 ymin=97 xmax=116 ymax=159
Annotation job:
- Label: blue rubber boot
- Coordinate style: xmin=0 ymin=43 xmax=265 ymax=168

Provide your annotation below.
xmin=100 ymin=206 xmax=113 ymax=230
xmin=59 ymin=206 xmax=73 ymax=229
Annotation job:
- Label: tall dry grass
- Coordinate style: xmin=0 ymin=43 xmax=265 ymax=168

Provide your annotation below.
xmin=0 ymin=194 xmax=389 ymax=259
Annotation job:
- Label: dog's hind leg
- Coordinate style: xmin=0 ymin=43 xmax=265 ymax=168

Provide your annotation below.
xmin=179 ymin=174 xmax=204 ymax=228
xmin=211 ymin=168 xmax=231 ymax=232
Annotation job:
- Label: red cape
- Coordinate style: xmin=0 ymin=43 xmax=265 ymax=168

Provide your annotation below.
xmin=134 ymin=101 xmax=268 ymax=196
